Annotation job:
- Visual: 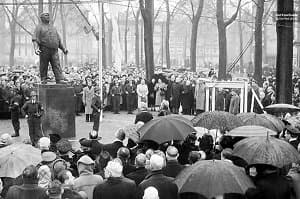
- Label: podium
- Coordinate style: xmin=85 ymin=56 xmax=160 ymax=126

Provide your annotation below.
xmin=38 ymin=84 xmax=76 ymax=138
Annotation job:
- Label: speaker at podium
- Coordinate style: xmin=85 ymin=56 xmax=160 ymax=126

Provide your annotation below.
xmin=38 ymin=84 xmax=76 ymax=138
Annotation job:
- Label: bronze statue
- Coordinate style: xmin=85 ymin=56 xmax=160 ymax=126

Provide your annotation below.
xmin=32 ymin=13 xmax=68 ymax=84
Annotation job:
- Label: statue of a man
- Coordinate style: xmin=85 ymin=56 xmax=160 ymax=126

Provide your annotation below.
xmin=32 ymin=13 xmax=68 ymax=84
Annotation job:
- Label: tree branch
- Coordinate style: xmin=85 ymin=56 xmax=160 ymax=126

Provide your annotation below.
xmin=170 ymin=0 xmax=183 ymax=19
xmin=190 ymin=0 xmax=195 ymax=18
xmin=225 ymin=0 xmax=242 ymax=27
xmin=139 ymin=0 xmax=146 ymax=19
xmin=178 ymin=7 xmax=193 ymax=22
xmin=4 ymin=5 xmax=32 ymax=36
xmin=154 ymin=1 xmax=164 ymax=21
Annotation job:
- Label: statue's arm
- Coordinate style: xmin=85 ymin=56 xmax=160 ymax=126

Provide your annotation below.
xmin=57 ymin=32 xmax=68 ymax=54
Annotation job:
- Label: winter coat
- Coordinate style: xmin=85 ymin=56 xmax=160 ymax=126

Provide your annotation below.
xmin=82 ymin=86 xmax=94 ymax=114
xmin=73 ymin=164 xmax=103 ymax=199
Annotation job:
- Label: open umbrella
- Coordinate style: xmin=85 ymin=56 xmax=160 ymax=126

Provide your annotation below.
xmin=261 ymin=113 xmax=285 ymax=132
xmin=233 ymin=136 xmax=300 ymax=168
xmin=237 ymin=113 xmax=280 ymax=132
xmin=227 ymin=125 xmax=277 ymax=137
xmin=265 ymin=103 xmax=300 ymax=113
xmin=191 ymin=111 xmax=243 ymax=132
xmin=0 ymin=143 xmax=42 ymax=178
xmin=138 ymin=115 xmax=196 ymax=144
xmin=175 ymin=160 xmax=255 ymax=198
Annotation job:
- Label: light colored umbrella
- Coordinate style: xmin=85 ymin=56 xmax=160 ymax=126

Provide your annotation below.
xmin=0 ymin=143 xmax=42 ymax=178
xmin=138 ymin=115 xmax=195 ymax=144
xmin=265 ymin=104 xmax=300 ymax=113
xmin=192 ymin=111 xmax=243 ymax=132
xmin=233 ymin=136 xmax=300 ymax=168
xmin=175 ymin=160 xmax=255 ymax=198
xmin=227 ymin=125 xmax=277 ymax=137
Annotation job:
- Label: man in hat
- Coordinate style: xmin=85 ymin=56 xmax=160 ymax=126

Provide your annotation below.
xmin=32 ymin=13 xmax=68 ymax=84
xmin=74 ymin=155 xmax=103 ymax=199
xmin=21 ymin=91 xmax=44 ymax=146
xmin=91 ymin=87 xmax=102 ymax=132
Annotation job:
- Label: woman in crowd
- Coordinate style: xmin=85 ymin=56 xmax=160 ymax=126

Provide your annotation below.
xmin=137 ymin=79 xmax=149 ymax=110
xmin=154 ymin=79 xmax=167 ymax=111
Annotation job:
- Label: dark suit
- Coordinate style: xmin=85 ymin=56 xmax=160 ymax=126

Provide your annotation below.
xmin=134 ymin=111 xmax=153 ymax=124
xmin=162 ymin=160 xmax=185 ymax=178
xmin=93 ymin=177 xmax=137 ymax=199
xmin=138 ymin=170 xmax=178 ymax=199
xmin=126 ymin=167 xmax=148 ymax=185
xmin=103 ymin=140 xmax=124 ymax=158
xmin=254 ymin=173 xmax=292 ymax=199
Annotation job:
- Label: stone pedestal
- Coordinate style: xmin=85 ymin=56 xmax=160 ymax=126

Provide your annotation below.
xmin=38 ymin=84 xmax=75 ymax=138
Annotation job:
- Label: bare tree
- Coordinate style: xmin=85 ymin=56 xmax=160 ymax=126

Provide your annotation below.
xmin=124 ymin=0 xmax=131 ymax=65
xmin=180 ymin=0 xmax=204 ymax=72
xmin=164 ymin=0 xmax=183 ymax=69
xmin=140 ymin=0 xmax=154 ymax=80
xmin=60 ymin=0 xmax=67 ymax=67
xmin=2 ymin=0 xmax=21 ymax=67
xmin=131 ymin=5 xmax=140 ymax=68
xmin=216 ymin=0 xmax=241 ymax=80
xmin=253 ymin=0 xmax=264 ymax=86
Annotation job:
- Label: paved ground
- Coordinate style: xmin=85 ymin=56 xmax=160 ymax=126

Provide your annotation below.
xmin=0 ymin=111 xmax=194 ymax=149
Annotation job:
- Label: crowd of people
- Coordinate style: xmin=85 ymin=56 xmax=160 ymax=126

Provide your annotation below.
xmin=0 ymin=112 xmax=300 ymax=199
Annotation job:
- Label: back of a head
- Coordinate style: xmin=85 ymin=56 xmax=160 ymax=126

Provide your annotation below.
xmin=135 ymin=153 xmax=147 ymax=168
xmin=143 ymin=186 xmax=159 ymax=199
xmin=219 ymin=136 xmax=233 ymax=150
xmin=105 ymin=160 xmax=123 ymax=178
xmin=38 ymin=137 xmax=51 ymax=150
xmin=149 ymin=154 xmax=165 ymax=171
xmin=23 ymin=165 xmax=38 ymax=180
xmin=117 ymin=147 xmax=130 ymax=160
xmin=199 ymin=133 xmax=214 ymax=151
xmin=115 ymin=129 xmax=126 ymax=141
xmin=166 ymin=146 xmax=179 ymax=160
xmin=47 ymin=180 xmax=63 ymax=198
xmin=188 ymin=151 xmax=201 ymax=164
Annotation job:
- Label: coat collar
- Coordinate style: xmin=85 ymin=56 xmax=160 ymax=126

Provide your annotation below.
xmin=144 ymin=170 xmax=164 ymax=179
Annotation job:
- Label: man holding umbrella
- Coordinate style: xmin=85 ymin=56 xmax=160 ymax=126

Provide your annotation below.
xmin=21 ymin=91 xmax=44 ymax=146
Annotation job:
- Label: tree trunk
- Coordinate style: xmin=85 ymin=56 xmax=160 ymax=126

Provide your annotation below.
xmin=38 ymin=0 xmax=43 ymax=16
xmin=263 ymin=26 xmax=268 ymax=65
xmin=124 ymin=1 xmax=130 ymax=65
xmin=216 ymin=0 xmax=227 ymax=80
xmin=238 ymin=11 xmax=243 ymax=72
xmin=165 ymin=0 xmax=171 ymax=69
xmin=190 ymin=19 xmax=199 ymax=72
xmin=135 ymin=10 xmax=140 ymax=68
xmin=48 ymin=0 xmax=53 ymax=23
xmin=102 ymin=3 xmax=106 ymax=69
xmin=140 ymin=0 xmax=155 ymax=80
xmin=276 ymin=0 xmax=293 ymax=104
xmin=108 ymin=19 xmax=113 ymax=67
xmin=254 ymin=0 xmax=264 ymax=86
xmin=141 ymin=19 xmax=144 ymax=67
xmin=60 ymin=0 xmax=67 ymax=67
xmin=9 ymin=20 xmax=16 ymax=67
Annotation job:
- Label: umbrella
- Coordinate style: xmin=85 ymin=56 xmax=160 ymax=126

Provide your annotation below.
xmin=138 ymin=115 xmax=196 ymax=144
xmin=0 ymin=143 xmax=42 ymax=178
xmin=175 ymin=160 xmax=255 ymax=198
xmin=264 ymin=103 xmax=300 ymax=113
xmin=260 ymin=113 xmax=285 ymax=132
xmin=236 ymin=113 xmax=280 ymax=132
xmin=227 ymin=125 xmax=277 ymax=137
xmin=233 ymin=136 xmax=300 ymax=168
xmin=191 ymin=111 xmax=243 ymax=132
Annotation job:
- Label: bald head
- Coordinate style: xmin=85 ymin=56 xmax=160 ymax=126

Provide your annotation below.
xmin=149 ymin=154 xmax=165 ymax=171
xmin=115 ymin=129 xmax=125 ymax=141
xmin=166 ymin=146 xmax=179 ymax=160
xmin=135 ymin=153 xmax=147 ymax=168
